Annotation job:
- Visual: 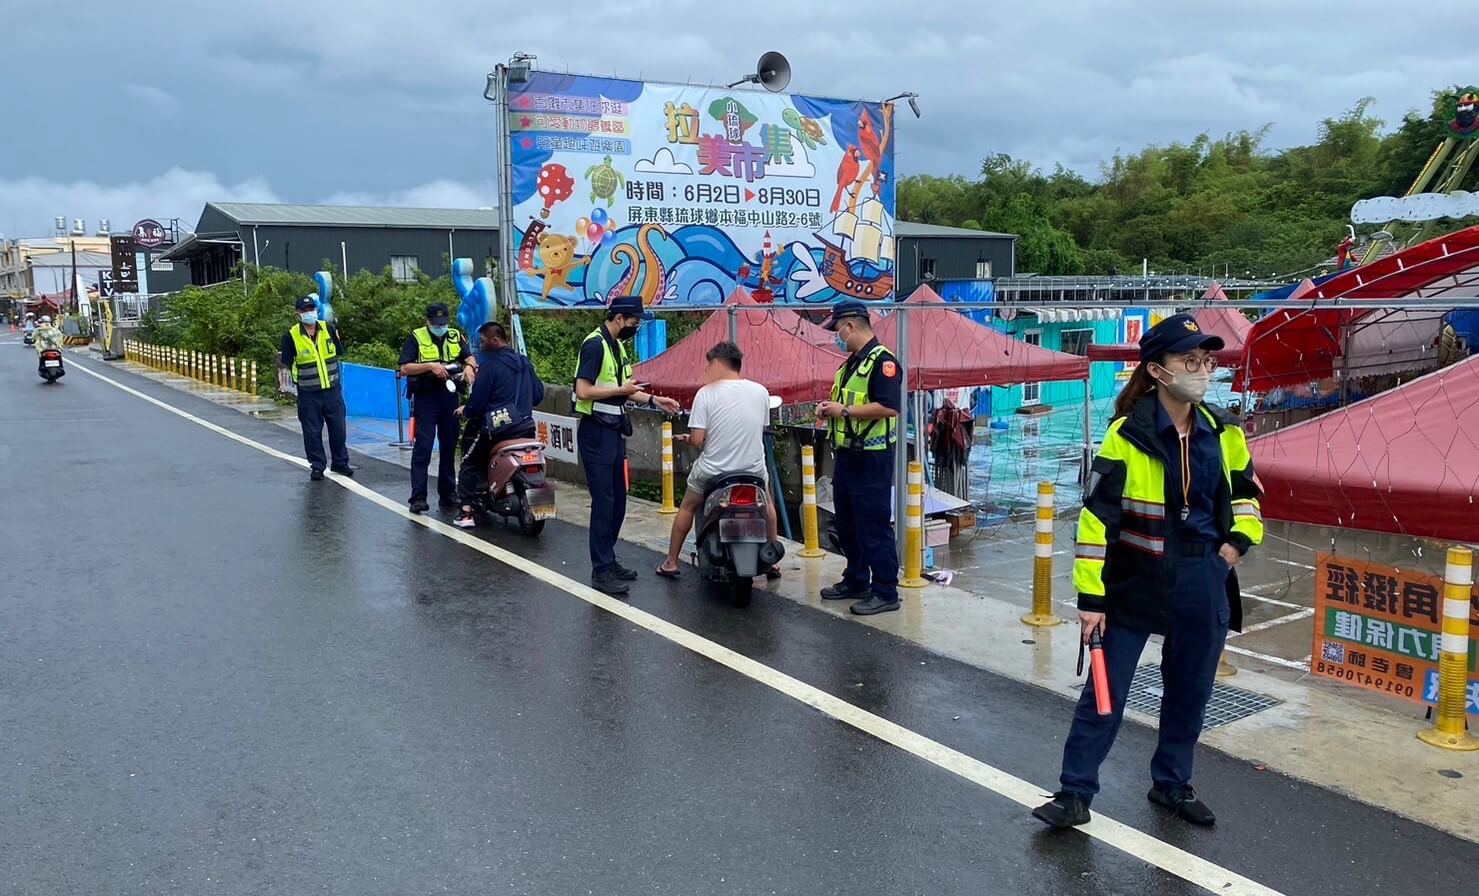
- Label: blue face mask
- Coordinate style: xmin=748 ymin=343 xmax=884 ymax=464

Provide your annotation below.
xmin=429 ymin=325 xmax=449 ymax=338
xmin=299 ymin=311 xmax=318 ymax=325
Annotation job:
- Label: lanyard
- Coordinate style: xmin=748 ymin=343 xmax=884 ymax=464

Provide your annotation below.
xmin=1178 ymin=429 xmax=1192 ymax=522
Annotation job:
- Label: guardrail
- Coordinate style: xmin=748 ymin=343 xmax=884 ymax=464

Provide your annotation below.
xmin=124 ymin=339 xmax=260 ymax=398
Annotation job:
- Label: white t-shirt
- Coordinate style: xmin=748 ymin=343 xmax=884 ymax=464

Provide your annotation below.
xmin=688 ymin=378 xmax=771 ymax=481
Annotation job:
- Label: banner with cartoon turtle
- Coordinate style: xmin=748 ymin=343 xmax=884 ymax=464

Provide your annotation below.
xmin=508 ymin=72 xmax=896 ymax=309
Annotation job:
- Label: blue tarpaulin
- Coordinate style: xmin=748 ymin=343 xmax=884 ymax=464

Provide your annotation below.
xmin=340 ymin=362 xmax=408 ymax=420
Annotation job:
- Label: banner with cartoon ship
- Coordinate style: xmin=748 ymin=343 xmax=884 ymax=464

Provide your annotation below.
xmin=507 ymin=71 xmax=897 ymax=309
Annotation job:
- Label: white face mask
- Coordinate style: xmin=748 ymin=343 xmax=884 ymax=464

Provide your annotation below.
xmin=1156 ymin=368 xmax=1210 ymax=404
xmin=299 ymin=311 xmax=318 ymax=325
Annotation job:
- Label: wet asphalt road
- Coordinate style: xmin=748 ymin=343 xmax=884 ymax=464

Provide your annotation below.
xmin=1 ymin=344 xmax=1473 ymax=896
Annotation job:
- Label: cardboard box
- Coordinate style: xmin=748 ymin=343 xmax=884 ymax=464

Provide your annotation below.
xmin=945 ymin=508 xmax=976 ymax=536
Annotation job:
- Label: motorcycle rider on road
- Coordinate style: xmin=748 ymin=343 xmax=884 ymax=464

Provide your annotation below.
xmin=454 ymin=321 xmax=545 ymax=529
xmin=34 ymin=316 xmax=64 ymax=370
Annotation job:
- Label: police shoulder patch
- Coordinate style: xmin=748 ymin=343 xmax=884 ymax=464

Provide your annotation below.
xmin=882 ymin=361 xmax=898 ymax=377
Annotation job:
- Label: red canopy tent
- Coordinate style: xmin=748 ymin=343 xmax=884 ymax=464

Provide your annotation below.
xmin=1084 ymin=283 xmax=1252 ymax=365
xmin=723 ymin=287 xmax=836 ymax=347
xmin=1251 ymin=354 xmax=1479 ymax=542
xmin=872 ymin=285 xmax=1089 ymax=389
xmin=633 ymin=290 xmax=845 ymax=406
xmin=1235 ymin=227 xmax=1479 ymax=392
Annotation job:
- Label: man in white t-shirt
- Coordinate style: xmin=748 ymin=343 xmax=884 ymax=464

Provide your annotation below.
xmin=655 ymin=341 xmax=778 ymax=578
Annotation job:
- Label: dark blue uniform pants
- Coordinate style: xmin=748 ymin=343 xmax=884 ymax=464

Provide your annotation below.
xmin=833 ymin=448 xmax=898 ymax=602
xmin=578 ymin=416 xmax=627 ymax=574
xmin=1059 ymin=549 xmax=1231 ymax=803
xmin=411 ymin=389 xmax=460 ymax=504
xmin=296 ymin=385 xmax=349 ymax=473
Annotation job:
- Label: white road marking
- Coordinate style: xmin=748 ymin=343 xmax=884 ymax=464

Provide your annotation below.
xmin=1223 ymin=645 xmax=1311 ymax=672
xmin=69 ymin=358 xmax=1285 ymax=896
xmin=1267 ymin=556 xmax=1317 ymax=572
xmin=1228 ymin=608 xmax=1315 ymax=637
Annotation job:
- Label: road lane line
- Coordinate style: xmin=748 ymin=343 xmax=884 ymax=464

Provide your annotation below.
xmin=69 ymin=359 xmax=1286 ymax=896
xmin=1228 ymin=608 xmax=1316 ymax=637
xmin=1222 ymin=645 xmax=1311 ymax=672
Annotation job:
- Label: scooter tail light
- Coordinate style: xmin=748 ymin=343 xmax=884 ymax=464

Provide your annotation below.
xmin=727 ymin=484 xmax=758 ymax=507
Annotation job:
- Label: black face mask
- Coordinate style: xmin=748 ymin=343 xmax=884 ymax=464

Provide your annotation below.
xmin=617 ymin=324 xmax=639 ymax=340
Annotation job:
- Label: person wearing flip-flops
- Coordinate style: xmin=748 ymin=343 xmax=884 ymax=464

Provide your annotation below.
xmin=655 ymin=341 xmax=779 ymax=581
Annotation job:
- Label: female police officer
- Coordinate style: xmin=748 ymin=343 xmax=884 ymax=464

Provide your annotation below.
xmin=1034 ymin=313 xmax=1264 ymax=830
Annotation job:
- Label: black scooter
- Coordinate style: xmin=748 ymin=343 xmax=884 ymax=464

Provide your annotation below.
xmin=38 ymin=349 xmax=65 ymax=383
xmin=692 ymin=473 xmax=785 ymax=608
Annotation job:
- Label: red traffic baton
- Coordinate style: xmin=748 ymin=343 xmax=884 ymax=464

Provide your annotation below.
xmin=1078 ymin=630 xmax=1113 ymax=716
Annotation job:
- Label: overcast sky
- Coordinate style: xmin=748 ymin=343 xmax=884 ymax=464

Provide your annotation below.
xmin=1 ymin=0 xmax=1472 ymax=238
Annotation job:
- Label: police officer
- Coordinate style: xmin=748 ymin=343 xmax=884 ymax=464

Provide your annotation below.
xmin=398 ymin=303 xmax=475 ymax=514
xmin=814 ymin=300 xmax=903 ymax=616
xmin=280 ymin=295 xmax=353 ymax=481
xmin=1034 ymin=313 xmax=1264 ymax=831
xmin=573 ymin=295 xmax=679 ymax=595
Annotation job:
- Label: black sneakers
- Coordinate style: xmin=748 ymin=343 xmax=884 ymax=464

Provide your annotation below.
xmin=850 ymin=595 xmax=900 ymax=616
xmin=1148 ymin=785 xmax=1216 ymax=827
xmin=1032 ymin=792 xmax=1091 ymax=829
xmin=820 ymin=582 xmax=867 ymax=601
xmin=611 ymin=563 xmax=640 ymax=582
xmin=592 ymin=569 xmax=630 ymax=596
xmin=309 ymin=469 xmax=325 ymax=481
xmin=330 ymin=465 xmax=355 ymax=477
xmin=409 ymin=499 xmax=430 ymax=514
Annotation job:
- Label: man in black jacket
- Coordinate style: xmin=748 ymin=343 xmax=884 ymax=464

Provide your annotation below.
xmin=454 ymin=321 xmax=544 ymax=528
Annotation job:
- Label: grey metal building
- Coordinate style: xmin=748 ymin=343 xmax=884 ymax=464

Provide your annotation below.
xmin=161 ymin=203 xmax=500 ymax=287
xmin=894 ymin=221 xmax=1017 ymax=296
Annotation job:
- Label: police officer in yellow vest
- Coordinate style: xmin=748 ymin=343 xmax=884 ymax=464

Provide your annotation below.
xmin=1034 ymin=313 xmax=1264 ymax=831
xmin=398 ymin=303 xmax=475 ymax=514
xmin=280 ymin=295 xmax=353 ymax=481
xmin=814 ymin=300 xmax=903 ymax=616
xmin=573 ymin=295 xmax=680 ymax=595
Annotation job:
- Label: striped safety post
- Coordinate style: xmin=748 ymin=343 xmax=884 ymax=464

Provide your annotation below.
xmin=798 ymin=445 xmax=826 ymax=558
xmin=900 ymin=460 xmax=928 ymax=589
xmin=1418 ymin=546 xmax=1478 ymax=751
xmin=658 ymin=422 xmax=677 ymax=514
xmin=1022 ymin=481 xmax=1063 ymax=627
xmin=249 ymin=360 xmax=258 ymax=396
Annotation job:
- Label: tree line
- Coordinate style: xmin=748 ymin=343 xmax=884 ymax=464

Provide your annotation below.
xmin=897 ymin=88 xmax=1478 ymax=279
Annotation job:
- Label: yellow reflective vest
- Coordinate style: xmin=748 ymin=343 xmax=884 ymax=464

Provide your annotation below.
xmin=829 ymin=341 xmax=898 ymax=450
xmin=1074 ymin=395 xmax=1263 ymax=633
xmin=573 ymin=328 xmax=632 ymax=421
xmin=289 ymin=323 xmax=340 ymax=391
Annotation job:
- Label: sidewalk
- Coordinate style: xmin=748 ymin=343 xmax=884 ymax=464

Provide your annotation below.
xmin=96 ymin=350 xmax=1479 ymax=842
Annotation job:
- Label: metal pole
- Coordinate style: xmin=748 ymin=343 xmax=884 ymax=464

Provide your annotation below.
xmin=494 ymin=63 xmax=518 ymax=312
xmin=727 ymin=305 xmax=738 ymax=344
xmin=389 ymin=372 xmax=413 ymax=449
xmin=341 ymin=241 xmax=348 ymax=276
xmin=894 ymin=306 xmax=910 ymax=558
xmin=1082 ymin=374 xmax=1093 ymax=490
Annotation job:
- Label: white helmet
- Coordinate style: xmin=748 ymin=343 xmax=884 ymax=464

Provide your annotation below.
xmin=39 ymin=316 xmax=51 ymax=324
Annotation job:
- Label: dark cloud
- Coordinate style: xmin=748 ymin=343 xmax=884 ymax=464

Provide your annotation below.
xmin=2 ymin=0 xmax=1472 ymax=235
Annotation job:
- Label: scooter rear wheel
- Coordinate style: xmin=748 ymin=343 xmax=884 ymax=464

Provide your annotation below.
xmin=516 ymin=492 xmax=545 ymax=537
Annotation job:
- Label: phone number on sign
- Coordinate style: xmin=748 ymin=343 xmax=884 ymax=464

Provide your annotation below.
xmin=1315 ymin=661 xmax=1416 ymax=698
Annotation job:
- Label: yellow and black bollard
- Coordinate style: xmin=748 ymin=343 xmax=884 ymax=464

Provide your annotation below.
xmin=798 ymin=445 xmax=826 ymax=558
xmin=1418 ymin=546 xmax=1478 ymax=751
xmin=658 ymin=422 xmax=677 ymax=515
xmin=900 ymin=460 xmax=929 ymax=589
xmin=1022 ymin=481 xmax=1063 ymax=627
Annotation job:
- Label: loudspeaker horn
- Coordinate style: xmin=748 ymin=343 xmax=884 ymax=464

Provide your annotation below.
xmin=755 ymin=51 xmax=791 ymax=93
xmin=728 ymin=52 xmax=791 ymax=92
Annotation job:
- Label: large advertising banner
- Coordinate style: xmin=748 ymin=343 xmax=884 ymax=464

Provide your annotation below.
xmin=508 ymin=72 xmax=897 ymax=309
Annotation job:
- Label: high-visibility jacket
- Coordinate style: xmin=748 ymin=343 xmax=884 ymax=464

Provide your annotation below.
xmin=829 ymin=341 xmax=897 ymax=451
xmin=289 ymin=323 xmax=340 ymax=391
xmin=573 ymin=328 xmax=631 ymax=423
xmin=412 ymin=326 xmax=462 ymax=363
xmin=1074 ymin=394 xmax=1263 ymax=634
